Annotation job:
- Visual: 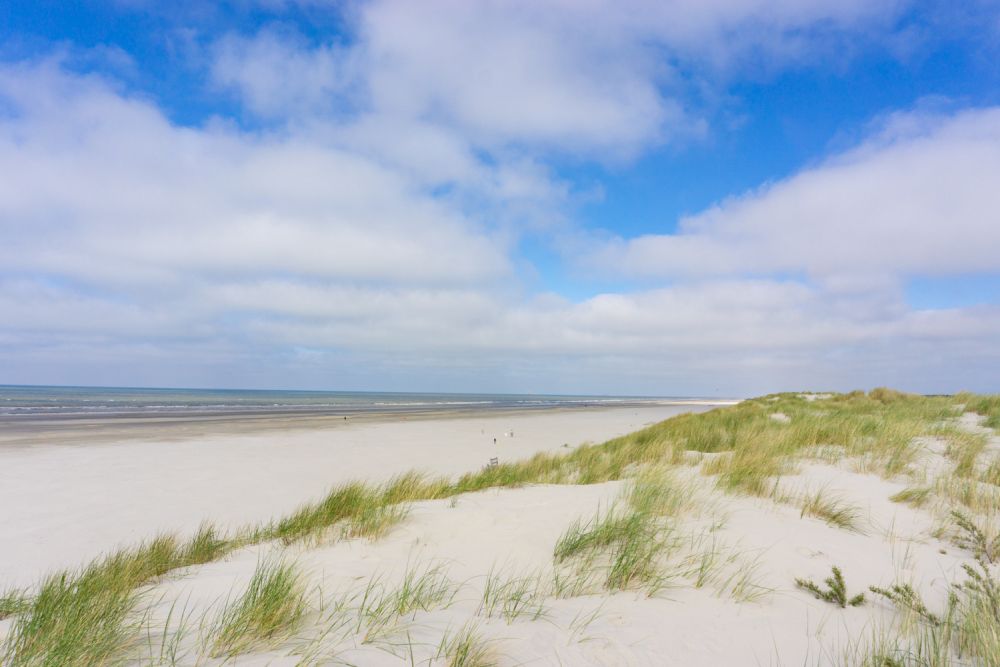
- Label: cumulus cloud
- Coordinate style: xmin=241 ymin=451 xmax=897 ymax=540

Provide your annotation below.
xmin=0 ymin=59 xmax=510 ymax=289
xmin=589 ymin=108 xmax=1000 ymax=281
xmin=212 ymin=0 xmax=906 ymax=158
xmin=212 ymin=27 xmax=359 ymax=119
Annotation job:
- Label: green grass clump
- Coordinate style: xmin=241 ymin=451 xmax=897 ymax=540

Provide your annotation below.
xmin=702 ymin=436 xmax=789 ymax=497
xmin=627 ymin=467 xmax=694 ymax=517
xmin=381 ymin=471 xmax=450 ymax=504
xmin=841 ymin=622 xmax=954 ymax=667
xmin=269 ymin=481 xmax=383 ymax=544
xmin=477 ymin=569 xmax=547 ymax=623
xmin=868 ymin=387 xmax=912 ymax=404
xmin=798 ymin=489 xmax=866 ymax=532
xmin=935 ymin=476 xmax=1000 ymax=515
xmin=1 ymin=570 xmax=139 ymax=666
xmin=0 ymin=590 xmax=30 ymax=620
xmin=890 ymin=486 xmax=933 ymax=507
xmin=0 ymin=525 xmax=255 ymax=665
xmin=353 ymin=563 xmax=455 ymax=643
xmin=937 ymin=427 xmax=989 ymax=478
xmin=341 ymin=502 xmax=410 ymax=540
xmin=180 ymin=522 xmax=228 ymax=565
xmin=795 ymin=566 xmax=865 ymax=608
xmin=0 ymin=534 xmax=183 ymax=666
xmin=553 ymin=485 xmax=676 ymax=594
xmin=450 ymin=451 xmax=568 ymax=494
xmin=605 ymin=521 xmax=666 ymax=591
xmin=554 ymin=507 xmax=651 ymax=564
xmin=208 ymin=559 xmax=307 ymax=657
xmin=957 ymin=392 xmax=1000 ymax=429
xmin=438 ymin=623 xmax=496 ymax=667
xmin=981 ymin=458 xmax=1000 ymax=488
xmin=384 ymin=564 xmax=454 ymax=619
xmin=671 ymin=390 xmax=958 ymax=496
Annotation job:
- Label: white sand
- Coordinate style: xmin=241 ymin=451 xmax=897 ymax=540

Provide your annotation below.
xmin=0 ymin=404 xmax=708 ymax=589
xmin=129 ymin=445 xmax=972 ymax=666
xmin=2 ymin=405 xmax=991 ymax=665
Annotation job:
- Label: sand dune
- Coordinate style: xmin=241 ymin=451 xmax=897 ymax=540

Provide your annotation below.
xmin=131 ymin=456 xmax=975 ymax=665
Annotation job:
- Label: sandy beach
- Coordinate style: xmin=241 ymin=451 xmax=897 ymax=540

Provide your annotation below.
xmin=0 ymin=403 xmax=713 ymax=589
xmin=2 ymin=393 xmax=999 ymax=666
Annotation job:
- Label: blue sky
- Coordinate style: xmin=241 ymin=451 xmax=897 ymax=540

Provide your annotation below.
xmin=1 ymin=1 xmax=999 ymax=395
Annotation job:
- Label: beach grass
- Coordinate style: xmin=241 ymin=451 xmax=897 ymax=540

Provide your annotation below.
xmin=477 ymin=568 xmax=547 ymax=623
xmin=552 ymin=472 xmax=705 ymax=595
xmin=340 ymin=502 xmax=410 ymax=540
xmin=0 ymin=536 xmax=176 ymax=666
xmin=858 ymin=514 xmax=1000 ymax=666
xmin=353 ymin=562 xmax=455 ymax=643
xmin=952 ymin=555 xmax=1000 ymax=664
xmin=268 ymin=480 xmax=384 ymax=545
xmin=554 ymin=506 xmax=651 ymax=564
xmin=438 ymin=622 xmax=496 ymax=667
xmin=982 ymin=457 xmax=1000 ymax=487
xmin=180 ymin=522 xmax=228 ymax=565
xmin=938 ymin=427 xmax=989 ymax=478
xmin=1 ymin=571 xmax=140 ymax=666
xmin=840 ymin=620 xmax=954 ymax=667
xmin=0 ymin=527 xmax=283 ymax=665
xmin=799 ymin=488 xmax=866 ymax=533
xmin=957 ymin=392 xmax=1000 ymax=429
xmin=627 ymin=466 xmax=696 ymax=517
xmin=0 ymin=590 xmax=30 ymax=621
xmin=683 ymin=531 xmax=729 ymax=590
xmin=890 ymin=485 xmax=934 ymax=508
xmin=141 ymin=596 xmax=198 ymax=667
xmin=207 ymin=558 xmax=307 ymax=657
xmin=936 ymin=475 xmax=1000 ymax=515
xmin=553 ymin=501 xmax=673 ymax=594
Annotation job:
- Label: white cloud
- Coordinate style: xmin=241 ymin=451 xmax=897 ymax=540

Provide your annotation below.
xmin=358 ymin=0 xmax=675 ymax=156
xmin=212 ymin=27 xmax=359 ymax=118
xmin=590 ymin=108 xmax=1000 ymax=280
xmin=212 ymin=0 xmax=907 ymax=159
xmin=0 ymin=60 xmax=511 ymax=289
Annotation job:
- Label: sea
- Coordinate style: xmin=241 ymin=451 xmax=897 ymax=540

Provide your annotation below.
xmin=0 ymin=385 xmax=689 ymax=422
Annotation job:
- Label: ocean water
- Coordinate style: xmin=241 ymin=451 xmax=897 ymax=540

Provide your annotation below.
xmin=0 ymin=385 xmax=681 ymax=420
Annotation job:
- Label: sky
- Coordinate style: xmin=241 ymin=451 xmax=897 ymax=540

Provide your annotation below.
xmin=1 ymin=0 xmax=999 ymax=397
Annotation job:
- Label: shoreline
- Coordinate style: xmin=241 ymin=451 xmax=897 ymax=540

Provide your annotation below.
xmin=0 ymin=399 xmax=737 ymax=448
